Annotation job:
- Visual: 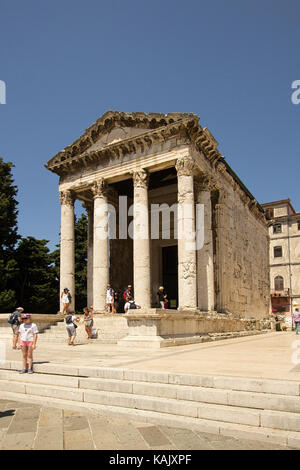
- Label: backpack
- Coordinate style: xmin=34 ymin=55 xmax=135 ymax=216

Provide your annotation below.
xmin=8 ymin=312 xmax=18 ymax=325
xmin=129 ymin=301 xmax=137 ymax=310
xmin=65 ymin=314 xmax=73 ymax=324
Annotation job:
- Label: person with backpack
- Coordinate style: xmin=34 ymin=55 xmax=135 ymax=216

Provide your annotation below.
xmin=65 ymin=311 xmax=79 ymax=345
xmin=8 ymin=307 xmax=24 ymax=350
xmin=17 ymin=314 xmax=38 ymax=374
xmin=124 ymin=295 xmax=141 ymax=313
xmin=123 ymin=285 xmax=133 ymax=302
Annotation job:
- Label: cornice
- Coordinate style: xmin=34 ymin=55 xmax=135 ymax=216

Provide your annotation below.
xmin=46 ymin=111 xmax=197 ymax=171
xmin=47 ymin=110 xmax=266 ymax=225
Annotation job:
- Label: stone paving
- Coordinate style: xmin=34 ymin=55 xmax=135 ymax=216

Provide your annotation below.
xmin=2 ymin=330 xmax=299 ymax=382
xmin=0 ymin=399 xmax=290 ymax=450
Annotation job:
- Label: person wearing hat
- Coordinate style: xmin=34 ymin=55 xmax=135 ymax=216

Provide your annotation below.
xmin=61 ymin=288 xmax=72 ymax=315
xmin=8 ymin=307 xmax=24 ymax=350
xmin=123 ymin=285 xmax=133 ymax=301
xmin=17 ymin=314 xmax=38 ymax=374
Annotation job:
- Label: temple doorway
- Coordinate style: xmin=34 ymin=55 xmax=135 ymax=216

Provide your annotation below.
xmin=162 ymin=245 xmax=178 ymax=309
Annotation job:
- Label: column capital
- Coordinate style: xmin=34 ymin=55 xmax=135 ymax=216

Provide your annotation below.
xmin=175 ymin=156 xmax=195 ymax=177
xmin=59 ymin=189 xmax=75 ymax=206
xmin=91 ymin=178 xmax=108 ymax=199
xmin=194 ymin=175 xmax=218 ymax=195
xmin=132 ymin=169 xmax=149 ymax=189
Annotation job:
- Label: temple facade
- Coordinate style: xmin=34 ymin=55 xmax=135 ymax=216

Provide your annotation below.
xmin=46 ymin=111 xmax=270 ymax=321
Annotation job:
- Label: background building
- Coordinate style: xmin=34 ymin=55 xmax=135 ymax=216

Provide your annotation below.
xmin=262 ymin=199 xmax=300 ymax=319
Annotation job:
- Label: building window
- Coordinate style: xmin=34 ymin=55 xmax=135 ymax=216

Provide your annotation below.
xmin=273 ymin=223 xmax=282 ymax=234
xmin=265 ymin=208 xmax=274 ymax=220
xmin=298 ymin=220 xmax=300 ymax=231
xmin=274 ymin=276 xmax=284 ymax=291
xmin=274 ymin=246 xmax=282 ymax=258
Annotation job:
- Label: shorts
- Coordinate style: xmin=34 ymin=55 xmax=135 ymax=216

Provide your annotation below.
xmin=85 ymin=320 xmax=93 ymax=327
xmin=66 ymin=325 xmax=76 ymax=337
xmin=20 ymin=340 xmax=34 ymax=348
xmin=11 ymin=324 xmax=20 ymax=335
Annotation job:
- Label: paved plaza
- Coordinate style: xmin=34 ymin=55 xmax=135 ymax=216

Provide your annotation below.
xmin=0 ymin=399 xmax=289 ymax=450
xmin=0 ymin=330 xmax=299 ymax=450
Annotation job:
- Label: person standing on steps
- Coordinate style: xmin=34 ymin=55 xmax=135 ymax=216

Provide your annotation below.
xmin=83 ymin=307 xmax=94 ymax=340
xmin=17 ymin=314 xmax=38 ymax=374
xmin=61 ymin=288 xmax=72 ymax=315
xmin=106 ymin=284 xmax=116 ymax=314
xmin=292 ymin=308 xmax=300 ymax=335
xmin=156 ymin=286 xmax=167 ymax=309
xmin=8 ymin=307 xmax=23 ymax=350
xmin=124 ymin=295 xmax=141 ymax=313
xmin=123 ymin=285 xmax=133 ymax=302
xmin=65 ymin=311 xmax=79 ymax=345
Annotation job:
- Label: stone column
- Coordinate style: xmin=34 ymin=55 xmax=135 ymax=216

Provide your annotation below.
xmin=132 ymin=169 xmax=151 ymax=309
xmin=215 ymin=194 xmax=227 ymax=313
xmin=91 ymin=179 xmax=109 ymax=312
xmin=175 ymin=156 xmax=197 ymax=310
xmin=83 ymin=201 xmax=94 ymax=308
xmin=59 ymin=190 xmax=75 ymax=312
xmin=195 ymin=177 xmax=215 ymax=311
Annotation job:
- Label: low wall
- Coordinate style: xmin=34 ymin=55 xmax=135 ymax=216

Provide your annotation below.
xmin=118 ymin=310 xmax=272 ymax=348
xmin=0 ymin=314 xmax=63 ymax=333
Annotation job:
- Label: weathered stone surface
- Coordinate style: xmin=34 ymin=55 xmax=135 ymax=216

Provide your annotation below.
xmin=46 ymin=111 xmax=270 ymax=343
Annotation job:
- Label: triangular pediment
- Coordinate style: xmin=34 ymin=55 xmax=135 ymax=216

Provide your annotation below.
xmin=46 ymin=111 xmax=196 ymax=170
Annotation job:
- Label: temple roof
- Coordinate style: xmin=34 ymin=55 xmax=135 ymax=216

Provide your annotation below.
xmin=46 ymin=111 xmax=199 ymax=171
xmin=45 ymin=110 xmax=265 ymax=216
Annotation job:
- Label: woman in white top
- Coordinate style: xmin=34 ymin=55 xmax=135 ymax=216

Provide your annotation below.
xmin=61 ymin=288 xmax=71 ymax=315
xmin=17 ymin=314 xmax=38 ymax=374
xmin=106 ymin=284 xmax=116 ymax=314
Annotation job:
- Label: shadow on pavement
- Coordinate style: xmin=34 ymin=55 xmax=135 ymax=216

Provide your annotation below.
xmin=0 ymin=409 xmax=15 ymax=419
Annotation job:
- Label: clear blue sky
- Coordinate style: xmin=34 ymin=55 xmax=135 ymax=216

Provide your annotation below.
xmin=1 ymin=0 xmax=300 ymax=251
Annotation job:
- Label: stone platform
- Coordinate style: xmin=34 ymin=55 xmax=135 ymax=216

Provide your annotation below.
xmin=0 ymin=331 xmax=300 ymax=448
xmin=0 ymin=312 xmax=273 ymax=348
xmin=117 ymin=309 xmax=272 ymax=348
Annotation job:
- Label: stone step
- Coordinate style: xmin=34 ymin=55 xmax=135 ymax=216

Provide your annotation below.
xmin=0 ymin=378 xmax=300 ymax=436
xmin=1 ymin=368 xmax=299 ymax=414
xmin=2 ymin=360 xmax=300 ymax=397
xmin=0 ymin=388 xmax=298 ymax=448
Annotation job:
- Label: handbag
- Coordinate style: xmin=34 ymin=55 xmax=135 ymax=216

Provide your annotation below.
xmin=73 ymin=322 xmax=78 ymax=329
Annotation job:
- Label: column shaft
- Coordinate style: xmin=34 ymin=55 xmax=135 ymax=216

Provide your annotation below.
xmin=83 ymin=203 xmax=94 ymax=308
xmin=176 ymin=157 xmax=197 ymax=309
xmin=92 ymin=179 xmax=109 ymax=312
xmin=196 ymin=180 xmax=215 ymax=311
xmin=133 ymin=170 xmax=151 ymax=309
xmin=59 ymin=190 xmax=75 ymax=312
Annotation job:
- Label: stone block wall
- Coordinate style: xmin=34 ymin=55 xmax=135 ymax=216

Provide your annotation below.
xmin=213 ymin=187 xmax=270 ymax=319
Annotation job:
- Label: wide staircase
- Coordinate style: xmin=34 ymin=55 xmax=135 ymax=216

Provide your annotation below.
xmin=0 ymin=360 xmax=299 ymax=448
xmin=0 ymin=315 xmax=129 ymax=344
